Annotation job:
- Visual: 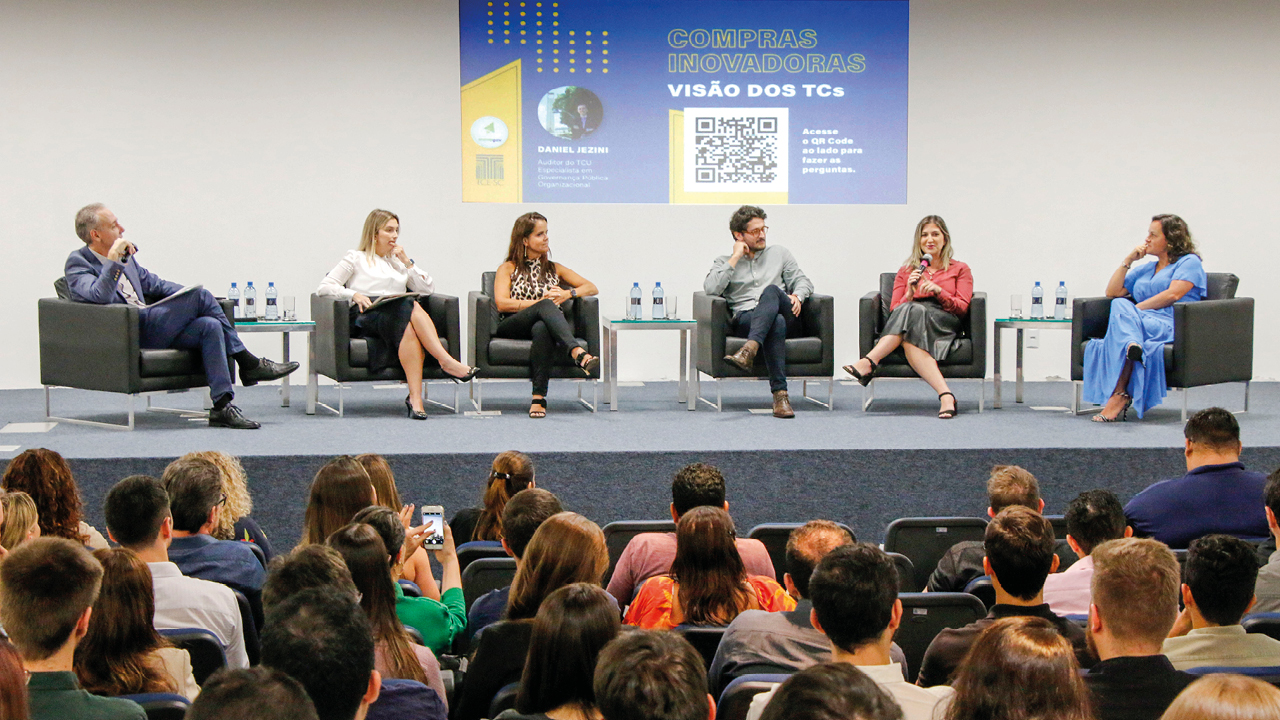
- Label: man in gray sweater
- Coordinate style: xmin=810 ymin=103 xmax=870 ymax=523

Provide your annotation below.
xmin=704 ymin=205 xmax=814 ymax=418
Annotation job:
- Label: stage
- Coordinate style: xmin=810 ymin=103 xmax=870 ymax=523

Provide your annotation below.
xmin=1 ymin=379 xmax=1273 ymax=552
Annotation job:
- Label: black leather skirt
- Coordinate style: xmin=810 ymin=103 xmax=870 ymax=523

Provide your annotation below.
xmin=881 ymin=298 xmax=963 ymax=361
xmin=350 ymin=296 xmax=427 ymax=374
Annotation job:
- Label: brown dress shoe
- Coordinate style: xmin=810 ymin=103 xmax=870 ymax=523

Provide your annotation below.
xmin=724 ymin=340 xmax=760 ymax=372
xmin=772 ymin=390 xmax=795 ymax=418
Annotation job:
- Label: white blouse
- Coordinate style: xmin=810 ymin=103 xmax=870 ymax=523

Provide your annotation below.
xmin=317 ymin=249 xmax=435 ymax=301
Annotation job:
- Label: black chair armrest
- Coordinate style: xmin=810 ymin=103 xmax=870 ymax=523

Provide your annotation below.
xmin=801 ymin=294 xmax=835 ymax=373
xmin=39 ymin=299 xmax=142 ymax=393
xmin=574 ymin=296 xmax=601 ymax=361
xmin=1070 ymin=296 xmax=1114 ymax=380
xmin=694 ymin=292 xmax=730 ymax=374
xmin=858 ymin=291 xmax=882 ymax=357
xmin=311 ymin=294 xmax=350 ymax=379
xmin=424 ymin=294 xmax=461 ymax=361
xmin=967 ymin=293 xmax=987 ymax=371
xmin=469 ymin=291 xmax=494 ymax=369
xmin=1169 ymin=298 xmax=1254 ymax=388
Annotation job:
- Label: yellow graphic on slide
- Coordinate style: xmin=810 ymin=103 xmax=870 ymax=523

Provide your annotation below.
xmin=462 ymin=60 xmax=522 ymax=203
xmin=668 ymin=109 xmax=787 ymax=205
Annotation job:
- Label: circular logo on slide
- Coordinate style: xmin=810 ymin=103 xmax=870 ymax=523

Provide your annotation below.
xmin=470 ymin=117 xmax=509 ymax=149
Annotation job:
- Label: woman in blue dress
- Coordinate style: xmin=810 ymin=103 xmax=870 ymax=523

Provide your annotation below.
xmin=1084 ymin=214 xmax=1207 ymax=421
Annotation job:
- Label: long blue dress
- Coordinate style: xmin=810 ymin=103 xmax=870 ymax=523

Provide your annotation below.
xmin=1082 ymin=254 xmax=1207 ymax=418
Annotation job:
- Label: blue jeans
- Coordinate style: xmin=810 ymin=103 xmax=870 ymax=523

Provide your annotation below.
xmin=730 ymin=285 xmax=801 ymax=393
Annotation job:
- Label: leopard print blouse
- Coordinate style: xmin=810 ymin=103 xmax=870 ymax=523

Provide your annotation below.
xmin=509 ymin=257 xmax=561 ymax=301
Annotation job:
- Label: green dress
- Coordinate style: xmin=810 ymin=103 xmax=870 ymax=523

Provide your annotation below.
xmin=394 ymin=582 xmax=467 ymax=655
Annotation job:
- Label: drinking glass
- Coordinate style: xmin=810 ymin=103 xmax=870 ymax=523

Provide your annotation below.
xmin=1010 ymin=294 xmax=1023 ymax=319
xmin=666 ymin=295 xmax=679 ymax=319
xmin=283 ymin=296 xmax=297 ymax=321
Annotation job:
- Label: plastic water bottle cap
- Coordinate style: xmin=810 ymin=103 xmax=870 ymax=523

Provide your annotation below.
xmin=655 ymin=282 xmax=661 ymax=287
xmin=1034 ymin=282 xmax=1040 ymax=286
xmin=231 ymin=282 xmax=237 ymax=287
xmin=633 ymin=282 xmax=639 ymax=287
xmin=269 ymin=282 xmax=274 ymax=287
xmin=1059 ymin=281 xmax=1065 ymax=286
xmin=248 ymin=282 xmax=254 ymax=286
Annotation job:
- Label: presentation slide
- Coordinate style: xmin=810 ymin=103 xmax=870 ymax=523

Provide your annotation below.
xmin=459 ymin=0 xmax=908 ymax=205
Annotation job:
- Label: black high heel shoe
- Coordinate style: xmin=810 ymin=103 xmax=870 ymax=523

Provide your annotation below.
xmin=1091 ymin=392 xmax=1132 ymax=423
xmin=938 ymin=391 xmax=958 ymax=419
xmin=450 ymin=366 xmax=480 ymax=384
xmin=405 ymin=395 xmax=427 ymax=420
xmin=842 ymin=357 xmax=878 ymax=387
xmin=574 ymin=350 xmax=599 ymax=377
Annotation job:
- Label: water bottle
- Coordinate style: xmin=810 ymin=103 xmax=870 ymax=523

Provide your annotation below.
xmin=629 ymin=283 xmax=642 ymax=320
xmin=265 ymin=282 xmax=278 ymax=320
xmin=245 ymin=282 xmax=257 ymax=318
xmin=1054 ymin=281 xmax=1067 ymax=320
xmin=652 ymin=282 xmax=665 ymax=320
xmin=1030 ymin=282 xmax=1044 ymax=319
xmin=228 ymin=282 xmax=242 ymax=319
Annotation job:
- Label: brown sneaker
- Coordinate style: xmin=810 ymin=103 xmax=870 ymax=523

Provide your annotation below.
xmin=772 ymin=390 xmax=795 ymax=418
xmin=724 ymin=340 xmax=760 ymax=372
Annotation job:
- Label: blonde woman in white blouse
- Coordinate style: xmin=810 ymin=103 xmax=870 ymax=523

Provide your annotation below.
xmin=318 ymin=209 xmax=477 ymax=419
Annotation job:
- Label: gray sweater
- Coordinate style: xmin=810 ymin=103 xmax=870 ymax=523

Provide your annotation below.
xmin=703 ymin=245 xmax=813 ymax=315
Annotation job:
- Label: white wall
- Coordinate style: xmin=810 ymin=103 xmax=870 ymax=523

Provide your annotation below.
xmin=3 ymin=0 xmax=1276 ymax=389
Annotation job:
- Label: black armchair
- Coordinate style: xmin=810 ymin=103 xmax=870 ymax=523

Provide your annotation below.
xmin=468 ymin=272 xmax=600 ymax=412
xmin=1070 ymin=272 xmax=1252 ymax=420
xmin=692 ymin=291 xmax=835 ymax=411
xmin=39 ymin=280 xmax=237 ymax=430
xmin=310 ymin=293 xmax=461 ymax=416
xmin=858 ymin=272 xmax=987 ymax=412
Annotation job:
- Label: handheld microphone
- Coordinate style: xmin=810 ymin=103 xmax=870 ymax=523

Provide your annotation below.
xmin=120 ymin=242 xmax=137 ymax=264
xmin=914 ymin=253 xmax=932 ymax=284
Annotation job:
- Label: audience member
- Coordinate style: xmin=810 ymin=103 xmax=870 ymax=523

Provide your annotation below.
xmin=927 ymin=465 xmax=1044 ymax=592
xmin=261 ymin=587 xmax=381 ymax=720
xmin=263 ymin=544 xmax=359 ymax=611
xmin=180 ymin=450 xmax=275 ymax=560
xmin=593 ymin=630 xmax=712 ymax=720
xmin=0 ymin=537 xmax=145 ymax=720
xmin=917 ymin=506 xmax=1089 ymax=687
xmin=356 ymin=454 xmax=439 ymax=599
xmin=0 ymin=640 xmax=28 ymax=720
xmin=350 ymin=506 xmax=465 ymax=655
xmin=711 ymin=520 xmax=870 ymax=693
xmin=745 ymin=544 xmax=952 ymax=720
xmin=1159 ymin=673 xmax=1280 ymax=720
xmin=467 ymin=488 xmax=564 ymax=639
xmin=73 ymin=548 xmax=199 ymax=700
xmin=0 ymin=491 xmax=41 ymax=552
xmin=496 ymin=583 xmax=621 ymax=720
xmin=1083 ymin=538 xmax=1192 ymax=720
xmin=607 ymin=462 xmax=774 ymax=602
xmin=186 ymin=667 xmax=319 ymax=720
xmin=943 ymin=616 xmax=1091 ymax=720
xmin=626 ymin=506 xmax=793 ymax=630
xmin=1044 ymin=489 xmax=1132 ymax=616
xmin=1163 ymin=534 xmax=1280 ymax=669
xmin=162 ymin=456 xmax=266 ymax=596
xmin=758 ymin=663 xmax=904 ymax=720
xmin=1252 ymin=468 xmax=1280 ymax=613
xmin=1125 ymin=407 xmax=1269 ymax=547
xmin=326 ymin=523 xmax=447 ymax=707
xmin=102 ymin=475 xmax=249 ymax=668
xmin=451 ymin=451 xmax=536 ymax=544
xmin=454 ymin=512 xmax=609 ymax=720
xmin=299 ymin=456 xmax=376 ymax=546
xmin=1 ymin=448 xmax=108 ymax=548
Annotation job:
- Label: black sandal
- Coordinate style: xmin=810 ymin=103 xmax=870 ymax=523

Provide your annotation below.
xmin=573 ymin=350 xmax=599 ymax=376
xmin=529 ymin=397 xmax=547 ymax=419
xmin=842 ymin=357 xmax=878 ymax=387
xmin=1091 ymin=392 xmax=1132 ymax=423
xmin=938 ymin=392 xmax=958 ymax=419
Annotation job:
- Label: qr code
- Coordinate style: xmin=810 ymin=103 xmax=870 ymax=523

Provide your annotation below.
xmin=684 ymin=108 xmax=788 ymax=193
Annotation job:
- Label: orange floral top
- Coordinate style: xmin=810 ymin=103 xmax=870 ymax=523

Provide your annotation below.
xmin=623 ymin=575 xmax=796 ymax=630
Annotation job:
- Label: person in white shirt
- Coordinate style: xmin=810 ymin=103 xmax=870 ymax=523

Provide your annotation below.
xmin=317 ymin=209 xmax=477 ymax=419
xmin=746 ymin=544 xmax=953 ymax=720
xmin=1044 ymin=490 xmax=1132 ymax=617
xmin=103 ymin=475 xmax=249 ymax=668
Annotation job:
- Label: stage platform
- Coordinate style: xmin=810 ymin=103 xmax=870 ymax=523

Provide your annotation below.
xmin=1 ymin=379 xmax=1273 ymax=551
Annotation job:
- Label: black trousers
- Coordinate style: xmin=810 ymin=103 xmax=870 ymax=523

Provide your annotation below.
xmin=495 ymin=298 xmax=580 ymax=395
xmin=730 ymin=285 xmax=801 ymax=393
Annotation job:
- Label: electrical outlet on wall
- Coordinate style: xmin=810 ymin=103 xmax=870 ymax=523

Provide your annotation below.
xmin=1027 ymin=330 xmax=1039 ymax=348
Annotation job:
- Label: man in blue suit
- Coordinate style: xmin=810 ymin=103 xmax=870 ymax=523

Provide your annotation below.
xmin=65 ymin=204 xmax=297 ymax=429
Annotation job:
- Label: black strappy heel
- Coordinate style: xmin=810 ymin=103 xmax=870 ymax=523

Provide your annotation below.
xmin=1091 ymin=392 xmax=1132 ymax=423
xmin=529 ymin=397 xmax=547 ymax=419
xmin=573 ymin=350 xmax=599 ymax=376
xmin=843 ymin=357 xmax=878 ymax=387
xmin=938 ymin=392 xmax=958 ymax=420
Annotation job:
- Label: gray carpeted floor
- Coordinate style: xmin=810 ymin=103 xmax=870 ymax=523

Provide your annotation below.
xmin=1 ymin=380 xmax=1271 ymax=550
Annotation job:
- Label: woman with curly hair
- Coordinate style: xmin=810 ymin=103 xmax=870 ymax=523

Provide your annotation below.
xmin=450 ymin=451 xmax=535 ymax=544
xmin=179 ymin=450 xmax=274 ymax=561
xmin=1 ymin=448 xmax=106 ymax=549
xmin=1084 ymin=214 xmax=1207 ymax=421
xmin=74 ymin=548 xmax=199 ymax=700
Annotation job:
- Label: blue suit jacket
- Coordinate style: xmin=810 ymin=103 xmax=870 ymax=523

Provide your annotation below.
xmin=64 ymin=245 xmax=182 ymax=305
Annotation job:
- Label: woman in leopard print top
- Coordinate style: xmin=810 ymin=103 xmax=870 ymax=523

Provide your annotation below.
xmin=494 ymin=212 xmax=599 ymax=418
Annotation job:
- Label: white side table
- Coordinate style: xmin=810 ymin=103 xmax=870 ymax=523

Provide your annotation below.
xmin=233 ymin=319 xmax=317 ymax=414
xmin=992 ymin=317 xmax=1072 ymax=408
xmin=600 ymin=317 xmax=698 ymax=411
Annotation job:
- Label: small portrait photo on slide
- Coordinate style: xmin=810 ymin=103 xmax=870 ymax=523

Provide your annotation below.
xmin=537 ymin=86 xmax=603 ymax=141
